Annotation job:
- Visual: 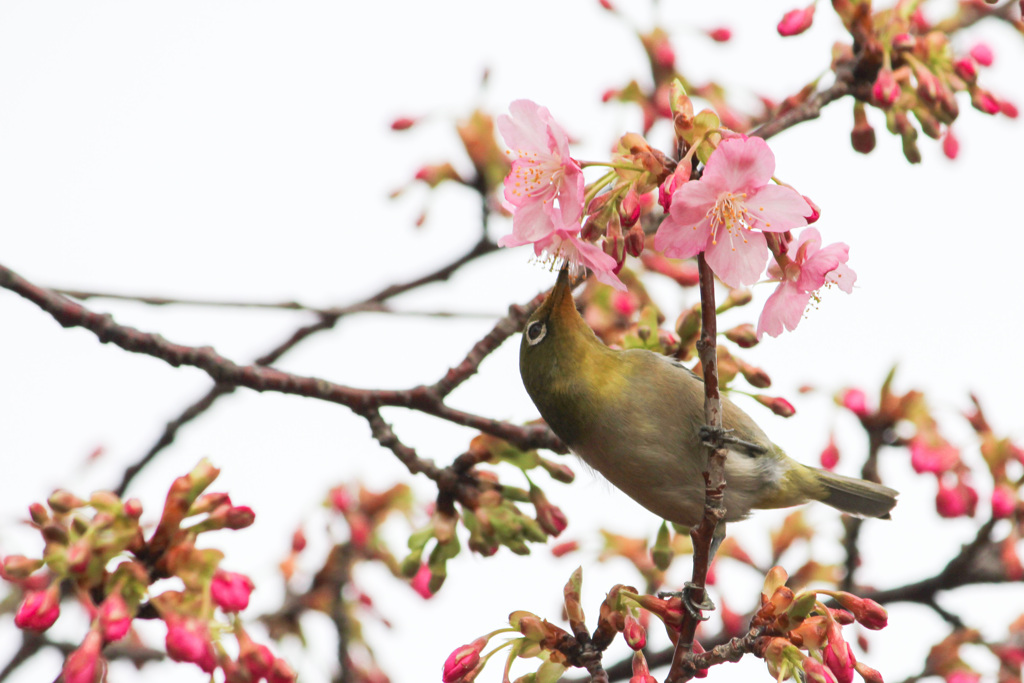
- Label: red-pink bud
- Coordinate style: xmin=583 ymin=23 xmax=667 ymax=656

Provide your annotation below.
xmin=942 ymin=129 xmax=959 ymax=160
xmin=267 ymin=657 xmax=298 ymax=683
xmin=411 ymin=563 xmax=435 ymax=599
xmin=936 ymin=481 xmax=969 ymax=518
xmin=166 ymin=616 xmax=217 ymax=673
xmin=777 ymin=5 xmax=815 ymax=36
xmin=969 ymin=43 xmax=994 ymax=67
xmin=14 ymin=583 xmax=60 ymax=632
xmin=211 ymin=570 xmax=255 ymax=612
xmin=225 ymin=505 xmax=256 ymax=530
xmin=244 ymin=644 xmax=275 ymax=678
xmin=99 ymin=593 xmax=132 ymax=641
xmin=1000 ymin=100 xmax=1019 ymax=118
xmin=972 ymin=89 xmax=1000 ymax=115
xmin=954 ymin=58 xmax=979 ymax=83
xmin=820 ymin=435 xmax=840 ymax=470
xmin=892 ymin=33 xmax=915 ymax=51
xmin=804 ymin=655 xmax=839 ymax=683
xmin=292 ymin=528 xmax=307 ymax=553
xmin=123 ymin=498 xmax=143 ymax=519
xmin=620 ymin=189 xmax=641 ymax=228
xmin=390 ymin=116 xmax=418 ymax=131
xmin=839 ymin=388 xmax=869 ymax=416
xmin=872 ymin=69 xmax=900 ymax=108
xmin=991 ymin=484 xmax=1017 ymax=519
xmin=825 ymin=638 xmax=856 ymax=683
xmin=63 ymin=630 xmax=103 ymax=683
xmin=442 ymin=637 xmax=487 ymax=683
xmin=946 ymin=672 xmax=980 ymax=683
xmin=707 ymin=27 xmax=731 ymax=42
xmin=624 ymin=614 xmax=647 ymax=650
xmin=630 ymin=651 xmax=657 ymax=683
xmin=551 ymin=541 xmax=579 ymax=557
xmin=910 ymin=438 xmax=958 ymax=474
xmin=756 ymin=395 xmax=796 ymax=418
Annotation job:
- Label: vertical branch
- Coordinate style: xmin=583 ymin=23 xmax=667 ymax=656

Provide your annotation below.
xmin=666 ymin=254 xmax=729 ymax=682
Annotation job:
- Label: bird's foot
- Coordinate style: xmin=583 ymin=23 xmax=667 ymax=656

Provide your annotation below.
xmin=698 ymin=425 xmax=767 ymax=455
xmin=659 ymin=584 xmax=714 ymax=621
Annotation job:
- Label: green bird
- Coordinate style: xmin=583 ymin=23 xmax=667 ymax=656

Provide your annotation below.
xmin=519 ymin=268 xmax=897 ymax=550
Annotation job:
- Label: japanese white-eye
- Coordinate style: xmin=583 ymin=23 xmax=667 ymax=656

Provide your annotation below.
xmin=519 ymin=269 xmax=897 ymax=537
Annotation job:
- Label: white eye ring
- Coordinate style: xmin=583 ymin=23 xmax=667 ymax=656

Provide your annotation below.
xmin=526 ymin=321 xmax=547 ymax=346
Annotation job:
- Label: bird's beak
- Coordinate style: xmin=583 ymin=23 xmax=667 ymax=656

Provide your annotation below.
xmin=549 ymin=267 xmax=577 ymax=320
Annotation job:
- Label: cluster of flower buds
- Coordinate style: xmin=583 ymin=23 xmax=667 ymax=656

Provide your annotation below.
xmin=0 ymin=459 xmax=293 ymax=681
xmin=837 ymin=3 xmax=1016 ymax=162
xmin=754 ymin=567 xmax=887 ymax=683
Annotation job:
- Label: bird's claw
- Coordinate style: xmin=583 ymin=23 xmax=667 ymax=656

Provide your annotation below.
xmin=659 ymin=584 xmax=714 ymax=621
xmin=698 ymin=425 xmax=767 ymax=455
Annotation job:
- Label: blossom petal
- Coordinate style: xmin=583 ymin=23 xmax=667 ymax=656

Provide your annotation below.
xmin=667 ymin=180 xmax=721 ymax=227
xmin=499 ymin=100 xmax=555 ymax=153
xmin=654 ymin=214 xmax=712 ymax=259
xmin=827 ymin=261 xmax=857 ymax=293
xmin=555 ymin=164 xmax=585 ymax=227
xmin=510 ymin=196 xmax=557 ymax=242
xmin=745 ymin=184 xmax=813 ymax=232
xmin=570 ymin=237 xmax=626 ymax=290
xmin=757 ymin=282 xmax=811 ymax=338
xmin=703 ymin=137 xmax=775 ymax=194
xmin=705 ymin=229 xmax=768 ymax=287
xmin=796 ymin=241 xmax=848 ymax=291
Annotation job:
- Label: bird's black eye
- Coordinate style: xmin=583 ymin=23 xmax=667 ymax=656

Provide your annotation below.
xmin=526 ymin=321 xmax=547 ymax=346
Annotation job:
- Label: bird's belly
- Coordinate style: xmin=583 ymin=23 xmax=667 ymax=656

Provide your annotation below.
xmin=570 ymin=440 xmax=772 ymax=527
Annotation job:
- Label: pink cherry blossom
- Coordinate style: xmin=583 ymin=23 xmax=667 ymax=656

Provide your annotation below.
xmin=756 ymin=227 xmax=856 ymax=339
xmin=498 ymin=99 xmax=584 ymax=245
xmin=655 ymin=136 xmax=812 ymax=287
xmin=411 ymin=563 xmax=435 ymax=599
xmin=504 ymin=228 xmax=625 ymax=290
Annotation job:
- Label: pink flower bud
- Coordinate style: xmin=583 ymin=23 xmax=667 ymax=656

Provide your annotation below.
xmin=2 ymin=555 xmax=43 ymax=580
xmin=624 ymin=614 xmax=647 ymax=650
xmin=99 ymin=592 xmax=132 ymax=641
xmin=67 ymin=539 xmax=91 ymax=574
xmin=872 ymin=69 xmax=900 ymax=107
xmin=14 ymin=583 xmax=60 ymax=632
xmin=63 ymin=630 xmax=103 ymax=683
xmin=1000 ymin=100 xmax=1019 ymax=118
xmin=946 ymin=671 xmax=980 ymax=683
xmin=442 ymin=637 xmax=487 ymax=683
xmin=620 ymin=189 xmax=641 ymax=228
xmin=707 ymin=27 xmax=732 ymax=42
xmin=225 ymin=505 xmax=256 ymax=530
xmin=777 ymin=5 xmax=815 ymax=36
xmin=991 ymin=484 xmax=1017 ymax=519
xmin=166 ymin=616 xmax=217 ymax=673
xmin=612 ymin=291 xmax=639 ymax=318
xmin=29 ymin=502 xmax=49 ymax=525
xmin=330 ymin=486 xmax=352 ymax=512
xmin=268 ymin=657 xmax=298 ymax=683
xmin=855 ymin=661 xmax=885 ymax=683
xmin=411 ymin=563 xmax=435 ymax=599
xmin=551 ymin=541 xmax=579 ymax=557
xmin=969 ymin=43 xmax=994 ymax=67
xmin=972 ymin=89 xmax=1000 ymax=115
xmin=820 ymin=435 xmax=840 ymax=470
xmin=954 ymin=58 xmax=979 ymax=83
xmin=936 ymin=481 xmax=969 ymax=518
xmin=756 ymin=395 xmax=796 ymax=418
xmin=825 ymin=638 xmax=856 ymax=683
xmin=292 ymin=528 xmax=307 ymax=553
xmin=630 ymin=651 xmax=657 ymax=683
xmin=390 ymin=116 xmax=418 ymax=131
xmin=839 ymin=388 xmax=870 ymax=416
xmin=892 ymin=33 xmax=915 ymax=51
xmin=211 ymin=570 xmax=255 ymax=612
xmin=123 ymin=498 xmax=143 ymax=519
xmin=804 ymin=656 xmax=839 ymax=683
xmin=942 ymin=129 xmax=959 ymax=160
xmin=910 ymin=438 xmax=959 ymax=474
xmin=241 ymin=642 xmax=275 ymax=679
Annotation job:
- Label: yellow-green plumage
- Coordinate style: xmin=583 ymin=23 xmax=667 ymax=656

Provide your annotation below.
xmin=519 ymin=269 xmax=897 ymax=528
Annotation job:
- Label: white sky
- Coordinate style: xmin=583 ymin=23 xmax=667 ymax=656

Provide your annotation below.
xmin=1 ymin=2 xmax=1023 ymax=682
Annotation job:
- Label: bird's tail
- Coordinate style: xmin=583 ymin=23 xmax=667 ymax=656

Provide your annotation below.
xmin=812 ymin=468 xmax=898 ymax=519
